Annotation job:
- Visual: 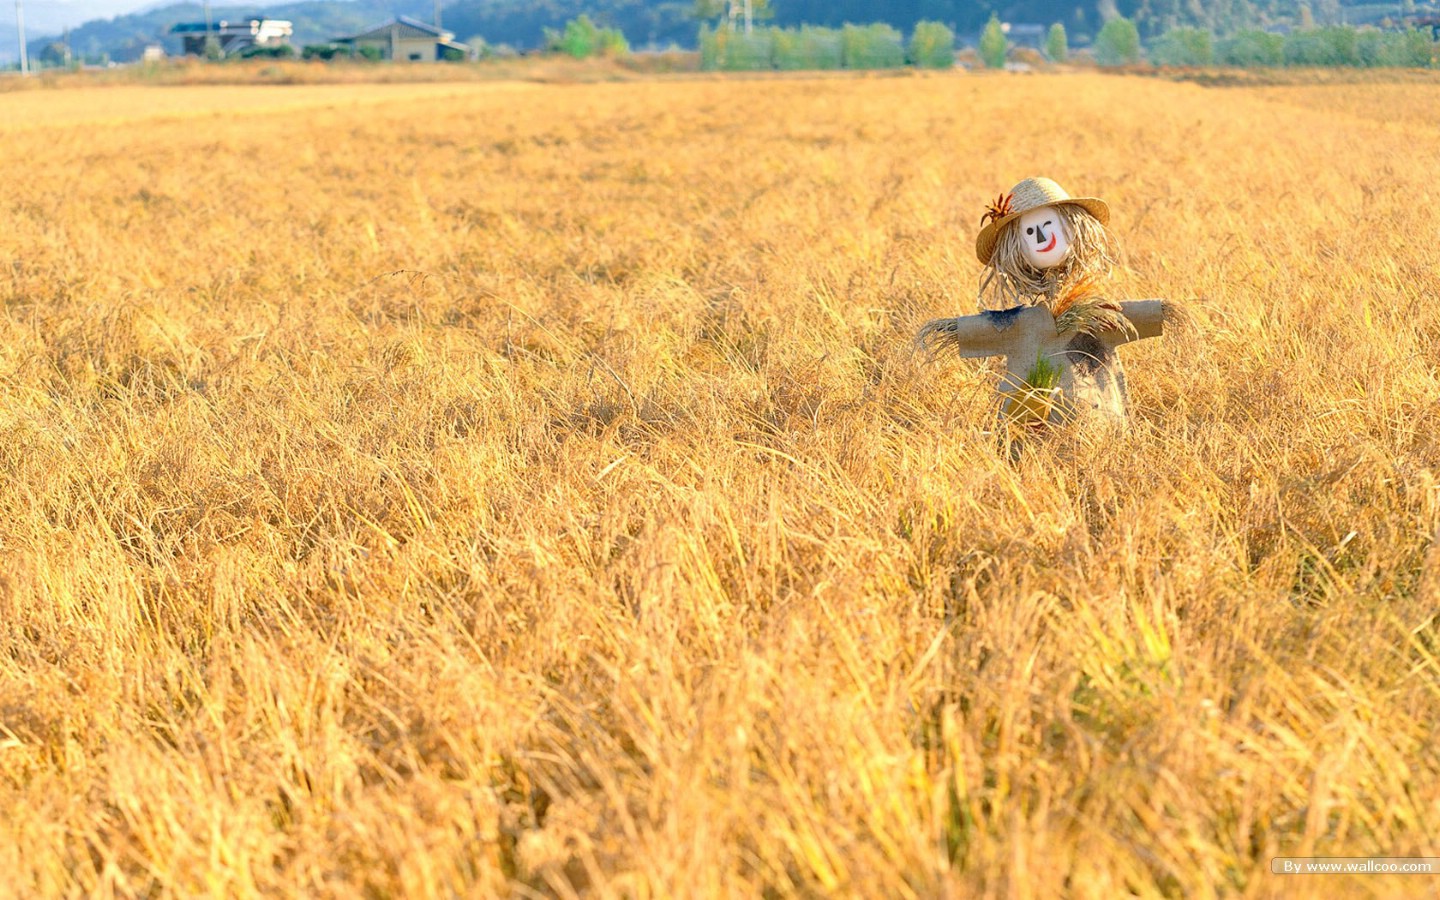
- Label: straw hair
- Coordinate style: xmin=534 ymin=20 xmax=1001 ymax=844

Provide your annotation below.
xmin=978 ymin=203 xmax=1120 ymax=309
xmin=976 ymin=177 xmax=1110 ymax=266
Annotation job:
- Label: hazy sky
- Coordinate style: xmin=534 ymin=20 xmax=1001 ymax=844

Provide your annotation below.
xmin=4 ymin=0 xmax=235 ymax=61
xmin=20 ymin=0 xmax=164 ymax=31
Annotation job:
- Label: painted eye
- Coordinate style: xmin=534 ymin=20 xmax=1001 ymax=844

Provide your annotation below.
xmin=1026 ymin=227 xmax=1034 ymax=235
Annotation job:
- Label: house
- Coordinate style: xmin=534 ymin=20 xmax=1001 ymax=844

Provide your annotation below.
xmin=1412 ymin=15 xmax=1440 ymax=40
xmin=1002 ymin=23 xmax=1047 ymax=49
xmin=334 ymin=16 xmax=469 ymax=61
xmin=171 ymin=18 xmax=293 ymax=56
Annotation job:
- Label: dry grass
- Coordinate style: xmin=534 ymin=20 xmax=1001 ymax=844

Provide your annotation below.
xmin=1 ymin=71 xmax=1438 ymax=897
xmin=0 ymin=55 xmax=699 ymax=96
xmin=1141 ymin=65 xmax=1440 ymax=88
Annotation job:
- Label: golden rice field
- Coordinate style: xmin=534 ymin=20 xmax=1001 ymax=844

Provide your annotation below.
xmin=1 ymin=67 xmax=1439 ymax=897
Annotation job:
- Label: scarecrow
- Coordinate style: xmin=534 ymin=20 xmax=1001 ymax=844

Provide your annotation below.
xmin=918 ymin=177 xmax=1167 ymax=441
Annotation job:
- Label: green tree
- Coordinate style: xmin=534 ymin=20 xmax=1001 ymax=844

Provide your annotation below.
xmin=698 ymin=22 xmax=722 ymax=68
xmin=1044 ymin=23 xmax=1068 ymax=62
xmin=842 ymin=23 xmax=904 ymax=68
xmin=240 ymin=44 xmax=297 ymax=59
xmin=541 ymin=14 xmax=607 ymax=58
xmin=772 ymin=25 xmax=843 ymax=70
xmin=1283 ymin=26 xmax=1358 ymax=66
xmin=908 ymin=20 xmax=954 ymax=68
xmin=1282 ymin=28 xmax=1325 ymax=65
xmin=1394 ymin=29 xmax=1435 ymax=67
xmin=1215 ymin=29 xmax=1283 ymax=66
xmin=556 ymin=15 xmax=599 ymax=57
xmin=1358 ymin=29 xmax=1390 ymax=67
xmin=707 ymin=26 xmax=771 ymax=68
xmin=1094 ymin=17 xmax=1141 ymax=66
xmin=1318 ymin=25 xmax=1358 ymax=65
xmin=799 ymin=25 xmax=843 ymax=69
xmin=302 ymin=44 xmax=347 ymax=61
xmin=979 ymin=15 xmax=1007 ymax=68
xmin=1149 ymin=26 xmax=1212 ymax=65
xmin=546 ymin=16 xmax=629 ymax=59
xmin=596 ymin=26 xmax=629 ymax=57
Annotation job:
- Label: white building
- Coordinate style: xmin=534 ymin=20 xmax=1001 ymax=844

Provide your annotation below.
xmin=171 ymin=19 xmax=293 ymax=57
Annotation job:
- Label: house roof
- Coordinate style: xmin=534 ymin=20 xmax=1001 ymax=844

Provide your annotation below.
xmin=170 ymin=18 xmax=289 ymax=34
xmin=171 ymin=20 xmax=238 ymax=33
xmin=337 ymin=15 xmax=453 ymax=43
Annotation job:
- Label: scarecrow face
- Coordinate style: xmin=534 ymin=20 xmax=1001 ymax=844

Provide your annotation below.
xmin=1017 ymin=206 xmax=1071 ymax=270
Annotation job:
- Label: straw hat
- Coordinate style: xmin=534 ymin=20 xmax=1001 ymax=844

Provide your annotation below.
xmin=975 ymin=177 xmax=1110 ymax=265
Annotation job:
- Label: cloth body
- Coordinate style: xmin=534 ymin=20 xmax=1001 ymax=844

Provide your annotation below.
xmin=943 ymin=300 xmax=1165 ymax=424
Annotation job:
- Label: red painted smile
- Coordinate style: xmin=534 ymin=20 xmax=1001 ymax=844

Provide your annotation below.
xmin=1039 ymin=233 xmax=1058 ymax=253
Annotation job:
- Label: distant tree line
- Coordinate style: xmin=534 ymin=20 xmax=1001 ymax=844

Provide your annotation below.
xmin=698 ymin=21 xmax=955 ymax=70
xmin=699 ymin=14 xmax=1436 ymax=71
xmin=1052 ymin=14 xmax=1437 ymax=68
xmin=966 ymin=12 xmax=1436 ymax=69
xmin=1150 ymin=23 xmax=1436 ymax=66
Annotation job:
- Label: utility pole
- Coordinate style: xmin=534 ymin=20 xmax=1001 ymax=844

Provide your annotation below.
xmin=433 ymin=0 xmax=441 ymax=32
xmin=15 ymin=0 xmax=28 ymax=75
xmin=203 ymin=0 xmax=213 ymax=57
xmin=726 ymin=0 xmax=753 ymax=34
